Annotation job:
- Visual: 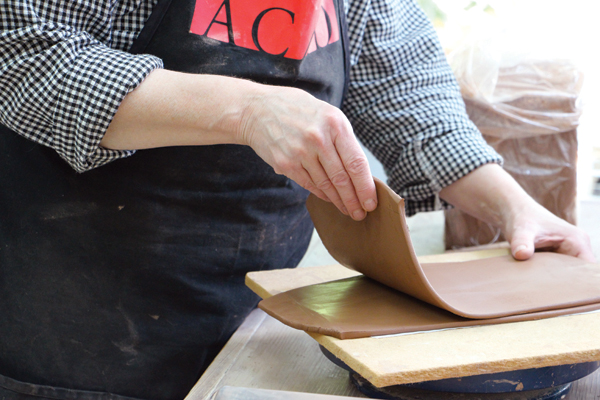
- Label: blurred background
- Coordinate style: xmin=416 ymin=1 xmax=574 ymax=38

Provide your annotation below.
xmin=414 ymin=0 xmax=599 ymax=199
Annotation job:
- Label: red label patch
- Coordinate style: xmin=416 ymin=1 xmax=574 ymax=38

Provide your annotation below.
xmin=190 ymin=0 xmax=340 ymax=60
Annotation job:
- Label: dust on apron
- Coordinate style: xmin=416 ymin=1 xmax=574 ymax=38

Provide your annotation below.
xmin=0 ymin=0 xmax=349 ymax=400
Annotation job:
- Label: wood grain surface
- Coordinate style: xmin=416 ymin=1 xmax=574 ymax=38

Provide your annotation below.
xmin=569 ymin=369 xmax=600 ymax=399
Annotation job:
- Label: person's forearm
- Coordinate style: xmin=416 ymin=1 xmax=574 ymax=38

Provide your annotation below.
xmin=103 ymin=69 xmax=252 ymax=149
xmin=439 ymin=163 xmax=535 ymax=230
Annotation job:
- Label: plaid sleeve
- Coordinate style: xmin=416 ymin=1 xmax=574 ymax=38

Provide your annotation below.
xmin=0 ymin=0 xmax=162 ymax=172
xmin=343 ymin=0 xmax=502 ymax=216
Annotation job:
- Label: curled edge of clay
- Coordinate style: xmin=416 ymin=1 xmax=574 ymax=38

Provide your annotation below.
xmin=305 ymin=177 xmax=600 ymax=319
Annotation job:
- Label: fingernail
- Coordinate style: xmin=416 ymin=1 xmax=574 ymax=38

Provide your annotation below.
xmin=515 ymin=245 xmax=527 ymax=254
xmin=514 ymin=245 xmax=529 ymax=259
xmin=342 ymin=206 xmax=349 ymax=215
xmin=364 ymin=199 xmax=376 ymax=211
xmin=352 ymin=209 xmax=365 ymax=220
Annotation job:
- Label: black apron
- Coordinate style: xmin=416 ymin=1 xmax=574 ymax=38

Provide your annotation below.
xmin=0 ymin=0 xmax=349 ymax=400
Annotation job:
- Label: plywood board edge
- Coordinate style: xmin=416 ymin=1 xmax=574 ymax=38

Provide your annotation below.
xmin=246 ymin=264 xmax=361 ymax=300
xmin=310 ymin=332 xmax=600 ymax=388
xmin=245 ymin=273 xmax=274 ymax=299
xmin=369 ymin=349 xmax=600 ymax=388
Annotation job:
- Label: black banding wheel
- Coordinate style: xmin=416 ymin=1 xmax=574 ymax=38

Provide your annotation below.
xmin=319 ymin=345 xmax=599 ymax=400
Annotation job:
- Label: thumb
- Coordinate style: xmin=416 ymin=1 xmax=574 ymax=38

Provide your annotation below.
xmin=509 ymin=228 xmax=536 ymax=261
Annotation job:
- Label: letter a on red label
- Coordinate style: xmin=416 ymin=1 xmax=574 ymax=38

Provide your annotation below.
xmin=190 ymin=0 xmax=341 ymax=60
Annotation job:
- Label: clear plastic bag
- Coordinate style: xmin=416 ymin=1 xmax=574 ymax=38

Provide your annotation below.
xmin=444 ymin=39 xmax=583 ymax=249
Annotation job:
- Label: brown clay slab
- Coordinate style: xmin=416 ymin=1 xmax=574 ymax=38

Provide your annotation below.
xmin=258 ymin=274 xmax=600 ymax=339
xmin=423 ymin=253 xmax=600 ymax=317
xmin=258 ymin=178 xmax=600 ymax=338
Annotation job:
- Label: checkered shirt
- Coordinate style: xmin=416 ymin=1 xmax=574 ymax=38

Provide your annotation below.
xmin=0 ymin=0 xmax=501 ymax=216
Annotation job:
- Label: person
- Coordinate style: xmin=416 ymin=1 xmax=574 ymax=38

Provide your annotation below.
xmin=0 ymin=0 xmax=594 ymax=400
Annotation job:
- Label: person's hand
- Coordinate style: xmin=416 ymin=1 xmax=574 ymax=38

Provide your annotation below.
xmin=440 ymin=163 xmax=595 ymax=262
xmin=237 ymin=84 xmax=377 ymax=220
xmin=501 ymin=198 xmax=595 ymax=262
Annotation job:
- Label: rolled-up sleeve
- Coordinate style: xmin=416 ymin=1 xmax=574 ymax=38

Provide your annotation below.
xmin=343 ymin=0 xmax=502 ymax=216
xmin=0 ymin=1 xmax=162 ymax=172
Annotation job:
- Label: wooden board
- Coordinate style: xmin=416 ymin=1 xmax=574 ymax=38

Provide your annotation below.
xmin=245 ymin=249 xmax=600 ymax=388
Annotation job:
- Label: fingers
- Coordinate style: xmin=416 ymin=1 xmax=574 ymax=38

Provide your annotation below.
xmin=509 ymin=227 xmax=536 ymax=261
xmin=334 ymin=119 xmax=378 ymax=213
xmin=241 ymin=85 xmax=377 ymax=220
xmin=511 ymin=229 xmax=596 ymax=262
xmin=507 ymin=209 xmax=596 ymax=262
xmin=302 ymin=142 xmax=374 ymax=220
xmin=555 ymin=232 xmax=596 ymax=263
xmin=307 ymin=116 xmax=376 ymax=220
xmin=295 ymin=168 xmax=332 ymax=204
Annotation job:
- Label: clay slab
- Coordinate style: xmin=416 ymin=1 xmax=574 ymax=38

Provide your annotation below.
xmin=258 ymin=178 xmax=600 ymax=338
